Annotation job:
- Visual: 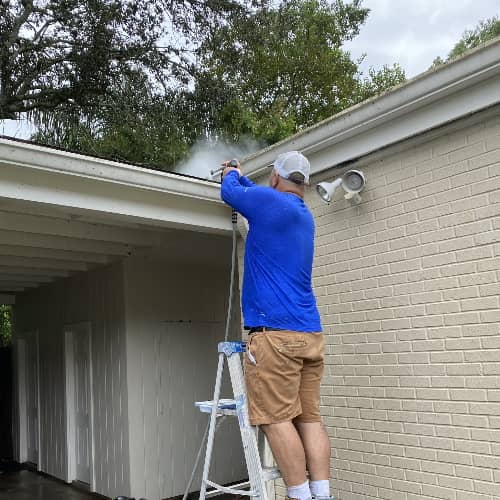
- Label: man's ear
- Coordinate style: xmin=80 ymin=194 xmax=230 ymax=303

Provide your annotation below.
xmin=270 ymin=170 xmax=279 ymax=188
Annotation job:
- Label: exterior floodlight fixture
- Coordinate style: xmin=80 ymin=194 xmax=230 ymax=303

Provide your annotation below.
xmin=316 ymin=170 xmax=366 ymax=204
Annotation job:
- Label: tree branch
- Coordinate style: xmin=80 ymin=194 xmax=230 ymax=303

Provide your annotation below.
xmin=4 ymin=0 xmax=35 ymax=52
xmin=14 ymin=56 xmax=73 ymax=99
xmin=7 ymin=87 xmax=74 ymax=114
xmin=32 ymin=19 xmax=55 ymax=44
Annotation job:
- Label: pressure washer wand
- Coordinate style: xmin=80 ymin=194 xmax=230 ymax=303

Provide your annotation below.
xmin=181 ymin=158 xmax=241 ymax=500
xmin=211 ymin=158 xmax=240 ymax=179
xmin=214 ymin=159 xmax=240 ymax=224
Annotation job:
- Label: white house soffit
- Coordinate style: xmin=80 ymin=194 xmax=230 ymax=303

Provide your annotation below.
xmin=0 ymin=294 xmax=15 ymax=305
xmin=0 ymin=271 xmax=57 ymax=292
xmin=0 ymin=160 xmax=232 ymax=233
xmin=0 ymin=229 xmax=132 ymax=256
xmin=0 ymin=251 xmax=88 ymax=294
xmin=0 ymin=210 xmax=177 ymax=247
xmin=0 ymin=234 xmax=111 ymax=294
xmin=0 ymin=254 xmax=88 ymax=272
xmin=0 ymin=273 xmax=52 ymax=283
xmin=0 ymin=245 xmax=109 ymax=264
xmin=0 ymin=280 xmax=38 ymax=289
xmin=241 ymin=38 xmax=500 ymax=178
xmin=0 ymin=265 xmax=69 ymax=278
xmin=0 ymin=287 xmax=24 ymax=293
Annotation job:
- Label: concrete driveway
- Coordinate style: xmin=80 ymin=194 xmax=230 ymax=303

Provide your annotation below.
xmin=0 ymin=469 xmax=106 ymax=500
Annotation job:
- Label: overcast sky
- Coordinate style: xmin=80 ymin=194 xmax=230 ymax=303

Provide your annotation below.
xmin=345 ymin=0 xmax=500 ymax=78
xmin=1 ymin=0 xmax=499 ymax=139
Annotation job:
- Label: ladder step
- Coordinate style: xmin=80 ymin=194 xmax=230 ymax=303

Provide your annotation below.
xmin=205 ymin=479 xmax=257 ymax=497
xmin=199 ymin=345 xmax=273 ymax=500
xmin=195 ymin=399 xmax=237 ymax=415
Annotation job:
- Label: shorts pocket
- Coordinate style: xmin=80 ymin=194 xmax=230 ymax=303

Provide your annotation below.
xmin=244 ymin=341 xmax=264 ymax=415
xmin=246 ymin=333 xmax=260 ymax=364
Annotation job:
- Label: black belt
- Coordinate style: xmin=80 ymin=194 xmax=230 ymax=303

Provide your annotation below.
xmin=248 ymin=326 xmax=285 ymax=334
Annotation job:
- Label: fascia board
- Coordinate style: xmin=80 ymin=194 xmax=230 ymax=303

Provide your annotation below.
xmin=0 ymin=142 xmax=232 ymax=233
xmin=242 ymin=38 xmax=500 ymax=179
xmin=0 ymin=138 xmax=222 ymax=202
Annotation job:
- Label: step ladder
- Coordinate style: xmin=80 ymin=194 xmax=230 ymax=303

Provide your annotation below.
xmin=195 ymin=341 xmax=281 ymax=500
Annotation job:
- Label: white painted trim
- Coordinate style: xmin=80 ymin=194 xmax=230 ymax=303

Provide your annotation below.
xmin=87 ymin=323 xmax=96 ymax=493
xmin=241 ymin=38 xmax=500 ymax=179
xmin=0 ymin=244 xmax=109 ymax=265
xmin=0 ymin=231 xmax=130 ymax=259
xmin=35 ymin=331 xmax=41 ymax=472
xmin=0 ymin=161 xmax=232 ymax=234
xmin=0 ymin=136 xmax=232 ymax=233
xmin=16 ymin=339 xmax=27 ymax=463
xmin=0 ymin=279 xmax=38 ymax=286
xmin=64 ymin=322 xmax=95 ymax=490
xmin=0 ymin=286 xmax=25 ymax=292
xmin=0 ymin=138 xmax=220 ymax=202
xmin=0 ymin=210 xmax=165 ymax=246
xmin=0 ymin=267 xmax=55 ymax=279
xmin=339 ymin=103 xmax=500 ymax=171
xmin=64 ymin=330 xmax=76 ymax=483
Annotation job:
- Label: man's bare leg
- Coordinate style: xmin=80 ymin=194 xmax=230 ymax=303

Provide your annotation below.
xmin=294 ymin=421 xmax=330 ymax=480
xmin=260 ymin=421 xmax=308 ymax=487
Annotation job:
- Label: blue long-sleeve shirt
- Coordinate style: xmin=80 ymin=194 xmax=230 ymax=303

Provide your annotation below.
xmin=221 ymin=171 xmax=322 ymax=332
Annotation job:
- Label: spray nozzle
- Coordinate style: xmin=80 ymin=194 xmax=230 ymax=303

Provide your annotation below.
xmin=210 ymin=158 xmax=240 ymax=178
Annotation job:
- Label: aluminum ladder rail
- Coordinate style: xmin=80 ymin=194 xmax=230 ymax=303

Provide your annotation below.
xmin=196 ymin=341 xmax=280 ymax=500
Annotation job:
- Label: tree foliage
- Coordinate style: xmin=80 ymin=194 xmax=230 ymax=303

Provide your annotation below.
xmin=0 ymin=305 xmax=12 ymax=347
xmin=24 ymin=0 xmax=405 ymax=170
xmin=33 ymin=71 xmax=199 ymax=167
xmin=0 ymin=0 xmax=250 ymax=121
xmin=196 ymin=0 xmax=405 ymax=143
xmin=431 ymin=16 xmax=500 ymax=68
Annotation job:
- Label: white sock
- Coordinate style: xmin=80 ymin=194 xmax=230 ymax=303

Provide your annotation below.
xmin=287 ymin=480 xmax=311 ymax=500
xmin=310 ymin=479 xmax=330 ymax=498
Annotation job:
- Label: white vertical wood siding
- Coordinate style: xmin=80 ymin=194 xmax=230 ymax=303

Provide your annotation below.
xmin=14 ymin=262 xmax=130 ymax=498
xmin=124 ymin=253 xmax=246 ymax=500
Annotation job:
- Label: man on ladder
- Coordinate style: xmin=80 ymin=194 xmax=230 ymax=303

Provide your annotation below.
xmin=220 ymin=152 xmax=335 ymax=500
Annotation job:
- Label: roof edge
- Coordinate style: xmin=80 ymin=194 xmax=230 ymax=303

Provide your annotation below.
xmin=0 ymin=136 xmax=222 ymax=203
xmin=242 ymin=37 xmax=500 ymax=178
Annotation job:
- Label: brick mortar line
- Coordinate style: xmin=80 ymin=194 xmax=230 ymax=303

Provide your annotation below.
xmin=330 ymin=449 xmax=499 ymax=468
xmin=328 ymin=428 xmax=500 ymax=441
xmin=330 ymin=335 xmax=482 ymax=342
xmin=320 ymin=316 xmax=498 ymax=325
xmin=316 ymin=301 xmax=500 ymax=312
xmin=327 ymin=474 xmax=485 ymax=498
xmin=313 ymin=238 xmax=498 ymax=258
xmin=329 ymin=455 xmax=499 ymax=475
xmin=325 ymin=408 xmax=499 ymax=417
xmin=323 ymin=420 xmax=497 ymax=431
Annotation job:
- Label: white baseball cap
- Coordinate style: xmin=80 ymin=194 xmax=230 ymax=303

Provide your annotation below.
xmin=273 ymin=151 xmax=310 ymax=183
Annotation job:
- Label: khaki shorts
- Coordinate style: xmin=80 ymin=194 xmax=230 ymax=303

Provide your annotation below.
xmin=244 ymin=329 xmax=324 ymax=425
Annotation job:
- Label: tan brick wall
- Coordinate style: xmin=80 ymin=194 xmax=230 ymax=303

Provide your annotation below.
xmin=306 ymin=111 xmax=500 ymax=500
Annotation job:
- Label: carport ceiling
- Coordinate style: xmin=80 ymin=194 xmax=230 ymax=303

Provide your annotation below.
xmin=0 ymin=198 xmax=163 ymax=294
xmin=0 ymin=137 xmax=234 ymax=302
xmin=0 ymin=197 xmax=233 ymax=299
